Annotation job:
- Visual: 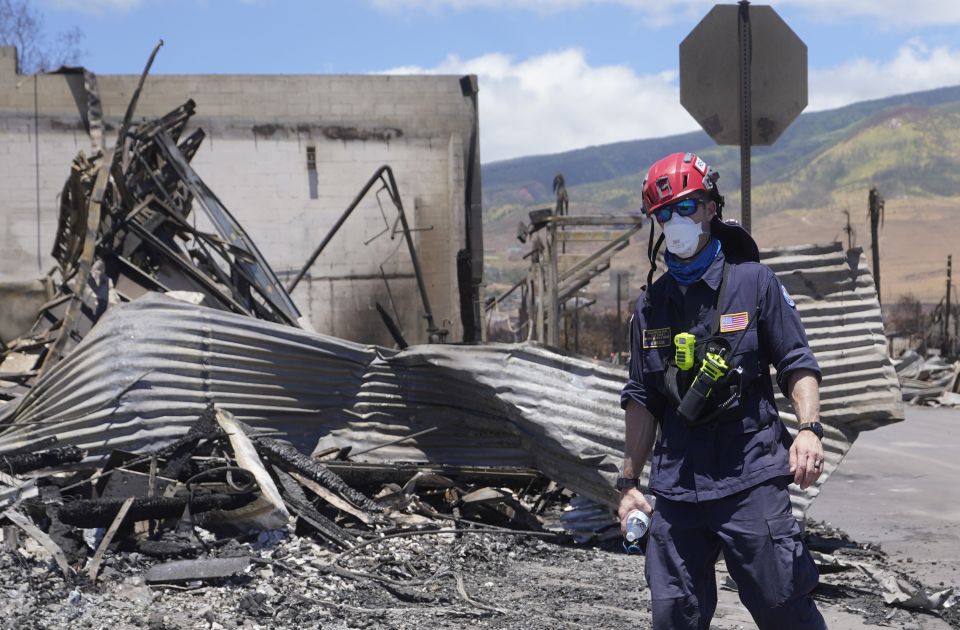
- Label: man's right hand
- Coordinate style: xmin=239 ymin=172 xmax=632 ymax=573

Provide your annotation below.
xmin=618 ymin=488 xmax=653 ymax=535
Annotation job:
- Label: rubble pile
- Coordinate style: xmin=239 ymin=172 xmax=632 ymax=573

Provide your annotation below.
xmin=0 ymin=403 xmax=576 ymax=628
xmin=2 ymin=473 xmax=958 ymax=630
xmin=0 ymin=523 xmax=583 ymax=629
xmin=895 ymin=351 xmax=960 ymax=406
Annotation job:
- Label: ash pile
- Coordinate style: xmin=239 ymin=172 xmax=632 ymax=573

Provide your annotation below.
xmin=0 ymin=403 xmax=569 ymax=628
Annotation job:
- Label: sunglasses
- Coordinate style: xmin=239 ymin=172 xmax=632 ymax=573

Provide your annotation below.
xmin=653 ymin=198 xmax=702 ymax=224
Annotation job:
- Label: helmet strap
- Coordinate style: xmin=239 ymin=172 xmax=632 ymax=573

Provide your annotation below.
xmin=644 ymin=218 xmax=665 ymax=299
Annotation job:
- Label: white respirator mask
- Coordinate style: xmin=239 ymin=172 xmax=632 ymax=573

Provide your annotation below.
xmin=663 ymin=215 xmax=705 ymax=259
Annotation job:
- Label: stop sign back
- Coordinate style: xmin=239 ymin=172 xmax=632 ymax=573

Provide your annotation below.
xmin=680 ymin=4 xmax=807 ymax=146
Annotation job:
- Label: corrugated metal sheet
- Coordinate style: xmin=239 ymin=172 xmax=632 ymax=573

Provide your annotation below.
xmin=762 ymin=243 xmax=903 ymax=516
xmin=0 ymin=293 xmax=373 ymax=457
xmin=763 ymin=243 xmax=902 ymax=434
xmin=0 ymin=243 xmax=903 ymax=520
xmin=318 ymin=242 xmax=903 ymax=518
xmin=316 ymin=341 xmax=627 ymax=507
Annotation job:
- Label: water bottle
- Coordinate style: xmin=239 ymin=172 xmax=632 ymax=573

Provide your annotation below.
xmin=625 ymin=509 xmax=651 ymax=542
xmin=623 ymin=495 xmax=655 ymax=554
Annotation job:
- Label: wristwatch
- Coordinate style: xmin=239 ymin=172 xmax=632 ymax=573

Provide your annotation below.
xmin=797 ymin=421 xmax=824 ymax=440
xmin=616 ymin=477 xmax=641 ymax=491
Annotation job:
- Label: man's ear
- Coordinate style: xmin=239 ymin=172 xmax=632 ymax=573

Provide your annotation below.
xmin=704 ymin=200 xmax=718 ymax=221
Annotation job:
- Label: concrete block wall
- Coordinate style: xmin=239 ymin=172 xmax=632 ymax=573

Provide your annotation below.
xmin=0 ymin=46 xmax=482 ymax=346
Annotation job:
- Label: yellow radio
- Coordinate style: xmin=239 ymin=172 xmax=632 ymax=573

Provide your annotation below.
xmin=674 ymin=332 xmax=696 ymax=370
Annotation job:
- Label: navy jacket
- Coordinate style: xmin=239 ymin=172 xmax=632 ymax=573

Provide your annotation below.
xmin=621 ymin=248 xmax=820 ymax=502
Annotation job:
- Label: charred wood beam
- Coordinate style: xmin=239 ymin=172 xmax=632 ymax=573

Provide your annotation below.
xmin=322 ymin=462 xmax=546 ymax=490
xmin=154 ymin=405 xmax=221 ymax=479
xmin=273 ymin=468 xmax=353 ymax=549
xmin=256 ymin=437 xmax=381 ymax=514
xmin=58 ymin=492 xmax=257 ymax=529
xmin=0 ymin=446 xmax=84 ymax=475
xmin=88 ymin=496 xmax=134 ymax=582
xmin=0 ymin=436 xmax=58 ymax=458
xmin=137 ymin=538 xmax=204 ymax=559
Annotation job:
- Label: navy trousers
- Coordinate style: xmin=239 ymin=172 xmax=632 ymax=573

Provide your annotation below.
xmin=644 ymin=478 xmax=826 ymax=630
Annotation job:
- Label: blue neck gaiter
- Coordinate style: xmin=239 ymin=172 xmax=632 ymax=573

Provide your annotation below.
xmin=665 ymin=238 xmax=721 ymax=286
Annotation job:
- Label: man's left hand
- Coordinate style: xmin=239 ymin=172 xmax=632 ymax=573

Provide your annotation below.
xmin=789 ymin=429 xmax=824 ymax=489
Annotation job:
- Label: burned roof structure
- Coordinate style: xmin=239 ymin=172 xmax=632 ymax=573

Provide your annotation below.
xmin=1 ymin=48 xmax=303 ymax=402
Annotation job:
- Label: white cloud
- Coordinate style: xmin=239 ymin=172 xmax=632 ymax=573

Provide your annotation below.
xmin=371 ymin=0 xmax=960 ymax=26
xmin=45 ymin=0 xmax=142 ymax=12
xmin=810 ymin=40 xmax=960 ymax=111
xmin=385 ymin=40 xmax=960 ymax=162
xmin=384 ymin=49 xmax=697 ymax=162
xmin=783 ymin=0 xmax=960 ymax=27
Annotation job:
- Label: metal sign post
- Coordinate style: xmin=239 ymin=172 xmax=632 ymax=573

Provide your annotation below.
xmin=737 ymin=0 xmax=752 ymax=233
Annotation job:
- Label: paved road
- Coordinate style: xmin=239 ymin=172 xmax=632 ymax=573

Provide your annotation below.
xmin=808 ymin=406 xmax=960 ymax=590
xmin=710 ymin=406 xmax=960 ymax=629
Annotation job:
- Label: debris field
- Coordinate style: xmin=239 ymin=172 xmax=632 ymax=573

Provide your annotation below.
xmin=0 ymin=44 xmax=956 ymax=630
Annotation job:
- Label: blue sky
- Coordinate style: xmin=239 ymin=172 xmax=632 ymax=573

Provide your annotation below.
xmin=36 ymin=0 xmax=960 ymax=162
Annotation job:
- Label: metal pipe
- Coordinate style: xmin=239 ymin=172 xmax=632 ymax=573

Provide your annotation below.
xmin=34 ymin=74 xmax=41 ymax=272
xmin=382 ymin=166 xmax=445 ymax=342
xmin=289 ymin=165 xmax=444 ymax=342
xmin=287 ymin=166 xmax=396 ymax=293
xmin=349 ymin=426 xmax=438 ymax=457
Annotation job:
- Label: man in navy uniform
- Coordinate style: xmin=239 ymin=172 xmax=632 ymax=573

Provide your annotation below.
xmin=618 ymin=152 xmax=827 ymax=630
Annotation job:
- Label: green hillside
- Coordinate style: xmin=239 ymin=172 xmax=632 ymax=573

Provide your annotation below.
xmin=481 ymin=85 xmax=960 ymax=222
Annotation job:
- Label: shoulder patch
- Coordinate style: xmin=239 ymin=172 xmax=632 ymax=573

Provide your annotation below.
xmin=781 ymin=284 xmax=796 ymax=308
xmin=642 ymin=327 xmax=671 ymax=349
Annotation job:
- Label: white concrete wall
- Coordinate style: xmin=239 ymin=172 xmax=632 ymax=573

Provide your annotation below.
xmin=0 ymin=46 xmax=481 ymax=345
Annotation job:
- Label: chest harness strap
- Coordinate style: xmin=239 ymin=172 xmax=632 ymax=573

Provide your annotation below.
xmin=662 ymin=263 xmax=756 ymax=427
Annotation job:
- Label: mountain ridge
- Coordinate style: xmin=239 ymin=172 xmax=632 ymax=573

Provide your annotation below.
xmin=481 ymin=84 xmax=960 ymax=216
xmin=479 ymin=84 xmax=960 ymax=305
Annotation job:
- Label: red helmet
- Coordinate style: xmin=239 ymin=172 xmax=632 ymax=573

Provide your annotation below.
xmin=641 ymin=152 xmax=721 ymax=216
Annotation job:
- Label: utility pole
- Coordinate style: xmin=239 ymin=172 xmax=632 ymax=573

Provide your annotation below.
xmin=868 ymin=188 xmax=884 ymax=304
xmin=615 ymin=273 xmax=623 ymax=360
xmin=546 ymin=219 xmax=560 ymax=347
xmin=842 ymin=208 xmax=855 ymax=250
xmin=573 ymin=295 xmax=580 ymax=354
xmin=946 ymin=255 xmax=953 ymax=356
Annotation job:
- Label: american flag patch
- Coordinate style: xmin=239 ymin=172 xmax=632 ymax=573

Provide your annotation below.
xmin=720 ymin=311 xmax=749 ymax=333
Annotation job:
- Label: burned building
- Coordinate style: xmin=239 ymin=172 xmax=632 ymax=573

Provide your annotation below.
xmin=0 ymin=45 xmax=483 ymax=346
